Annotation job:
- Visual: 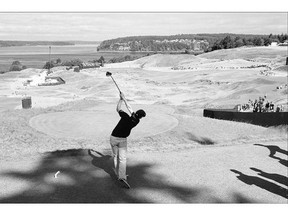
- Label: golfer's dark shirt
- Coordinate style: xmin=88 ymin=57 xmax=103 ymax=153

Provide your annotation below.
xmin=112 ymin=110 xmax=139 ymax=138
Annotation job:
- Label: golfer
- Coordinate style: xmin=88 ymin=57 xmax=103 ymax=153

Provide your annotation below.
xmin=110 ymin=92 xmax=146 ymax=188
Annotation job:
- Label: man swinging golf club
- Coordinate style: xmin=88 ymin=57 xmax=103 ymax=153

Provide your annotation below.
xmin=109 ymin=84 xmax=146 ymax=188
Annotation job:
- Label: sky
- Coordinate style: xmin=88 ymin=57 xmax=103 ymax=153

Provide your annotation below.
xmin=0 ymin=12 xmax=287 ymax=41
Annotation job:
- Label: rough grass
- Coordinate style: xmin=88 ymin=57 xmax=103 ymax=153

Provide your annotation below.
xmin=1 ymin=98 xmax=286 ymax=161
xmin=198 ymin=46 xmax=287 ymax=60
xmin=134 ymin=54 xmax=199 ymax=67
xmin=274 ymin=65 xmax=288 ymax=72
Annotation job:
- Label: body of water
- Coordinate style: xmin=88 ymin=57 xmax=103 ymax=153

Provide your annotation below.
xmin=0 ymin=45 xmax=99 ymax=55
xmin=0 ymin=45 xmax=148 ymax=72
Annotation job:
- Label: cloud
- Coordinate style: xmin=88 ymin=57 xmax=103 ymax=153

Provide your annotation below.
xmin=0 ymin=12 xmax=286 ymax=41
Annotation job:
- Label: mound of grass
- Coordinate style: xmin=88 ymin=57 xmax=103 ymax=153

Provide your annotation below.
xmin=274 ymin=65 xmax=288 ymax=72
xmin=62 ymin=59 xmax=83 ymax=67
xmin=9 ymin=61 xmax=26 ymax=72
xmin=281 ymin=89 xmax=288 ymax=95
xmin=198 ymin=47 xmax=287 ymax=60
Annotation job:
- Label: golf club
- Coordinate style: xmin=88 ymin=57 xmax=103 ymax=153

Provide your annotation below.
xmin=106 ymin=71 xmax=122 ymax=93
xmin=106 ymin=71 xmax=131 ymax=113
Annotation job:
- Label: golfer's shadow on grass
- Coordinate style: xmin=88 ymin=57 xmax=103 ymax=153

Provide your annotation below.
xmin=230 ymin=169 xmax=288 ymax=199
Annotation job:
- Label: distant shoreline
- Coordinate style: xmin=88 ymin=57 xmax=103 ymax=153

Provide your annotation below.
xmin=0 ymin=40 xmax=101 ymax=47
xmin=0 ymin=48 xmax=150 ymax=72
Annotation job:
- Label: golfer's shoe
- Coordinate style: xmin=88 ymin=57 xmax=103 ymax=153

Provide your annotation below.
xmin=117 ymin=175 xmax=129 ymax=179
xmin=118 ymin=178 xmax=130 ymax=189
xmin=113 ymin=168 xmax=129 ymax=179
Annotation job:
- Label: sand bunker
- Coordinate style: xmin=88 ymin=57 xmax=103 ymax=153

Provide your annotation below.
xmin=29 ymin=105 xmax=178 ymax=140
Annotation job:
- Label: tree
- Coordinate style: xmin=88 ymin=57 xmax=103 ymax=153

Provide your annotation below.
xmin=130 ymin=42 xmax=137 ymax=51
xmin=253 ymin=37 xmax=264 ymax=46
xmin=246 ymin=38 xmax=254 ymax=46
xmin=242 ymin=38 xmax=248 ymax=46
xmin=56 ymin=58 xmax=62 ymax=64
xmin=211 ymin=40 xmax=223 ymax=51
xmin=184 ymin=49 xmax=190 ymax=54
xmin=98 ymin=56 xmax=105 ymax=66
xmin=9 ymin=61 xmax=24 ymax=71
xmin=221 ymin=36 xmax=235 ymax=49
xmin=264 ymin=37 xmax=272 ymax=46
xmin=99 ymin=56 xmax=105 ymax=63
xmin=124 ymin=55 xmax=131 ymax=61
xmin=61 ymin=59 xmax=83 ymax=67
xmin=235 ymin=38 xmax=244 ymax=47
xmin=12 ymin=60 xmax=21 ymax=65
xmin=277 ymin=34 xmax=283 ymax=43
xmin=43 ymin=61 xmax=54 ymax=69
xmin=278 ymin=33 xmax=288 ymax=43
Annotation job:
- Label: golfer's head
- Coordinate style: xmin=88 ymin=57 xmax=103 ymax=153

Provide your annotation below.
xmin=135 ymin=109 xmax=146 ymax=119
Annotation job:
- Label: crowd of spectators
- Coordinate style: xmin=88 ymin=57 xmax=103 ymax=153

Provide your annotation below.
xmin=276 ymin=84 xmax=288 ymax=90
xmin=237 ymin=95 xmax=284 ymax=112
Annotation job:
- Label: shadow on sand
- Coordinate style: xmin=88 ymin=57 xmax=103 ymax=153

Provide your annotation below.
xmin=185 ymin=132 xmax=216 ymax=145
xmin=231 ymin=169 xmax=287 ymax=199
xmin=0 ymin=148 xmax=253 ymax=203
xmin=250 ymin=167 xmax=288 ymax=187
xmin=230 ymin=143 xmax=288 ymax=200
xmin=254 ymin=144 xmax=288 ymax=167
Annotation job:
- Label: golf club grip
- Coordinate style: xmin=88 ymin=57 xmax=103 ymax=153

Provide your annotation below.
xmin=122 ymin=100 xmax=132 ymax=114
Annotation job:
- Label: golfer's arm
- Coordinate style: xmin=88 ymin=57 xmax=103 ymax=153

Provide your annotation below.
xmin=116 ymin=99 xmax=123 ymax=112
xmin=123 ymin=99 xmax=133 ymax=115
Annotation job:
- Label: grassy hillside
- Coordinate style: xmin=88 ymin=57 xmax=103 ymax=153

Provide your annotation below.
xmin=198 ymin=46 xmax=287 ymax=60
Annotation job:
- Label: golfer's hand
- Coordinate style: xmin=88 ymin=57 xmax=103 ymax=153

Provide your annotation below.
xmin=120 ymin=92 xmax=125 ymax=100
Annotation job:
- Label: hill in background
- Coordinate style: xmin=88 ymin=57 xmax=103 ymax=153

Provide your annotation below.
xmin=97 ymin=33 xmax=288 ymax=52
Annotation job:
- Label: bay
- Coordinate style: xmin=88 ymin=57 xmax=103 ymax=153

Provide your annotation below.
xmin=0 ymin=45 xmax=148 ymax=72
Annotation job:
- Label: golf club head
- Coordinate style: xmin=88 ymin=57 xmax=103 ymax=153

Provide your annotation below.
xmin=106 ymin=71 xmax=112 ymax=77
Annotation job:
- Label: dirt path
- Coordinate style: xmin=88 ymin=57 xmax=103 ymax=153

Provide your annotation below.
xmin=0 ymin=141 xmax=286 ymax=203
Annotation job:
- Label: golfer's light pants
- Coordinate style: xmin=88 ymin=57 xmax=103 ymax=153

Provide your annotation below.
xmin=110 ymin=135 xmax=127 ymax=180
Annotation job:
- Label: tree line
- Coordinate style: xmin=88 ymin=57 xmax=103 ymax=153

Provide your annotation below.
xmin=97 ymin=33 xmax=288 ymax=52
xmin=210 ymin=34 xmax=288 ymax=51
xmin=42 ymin=54 xmax=145 ymax=69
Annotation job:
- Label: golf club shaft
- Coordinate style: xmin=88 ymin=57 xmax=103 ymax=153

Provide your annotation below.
xmin=109 ymin=75 xmax=132 ymax=114
xmin=110 ymin=76 xmax=122 ymax=93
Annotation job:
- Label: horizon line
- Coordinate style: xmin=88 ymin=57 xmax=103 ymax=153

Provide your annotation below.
xmin=1 ymin=32 xmax=287 ymax=42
